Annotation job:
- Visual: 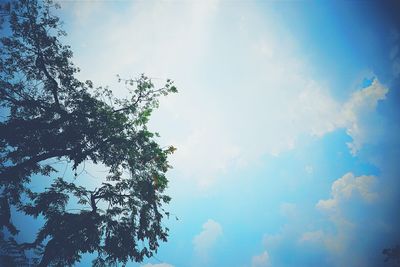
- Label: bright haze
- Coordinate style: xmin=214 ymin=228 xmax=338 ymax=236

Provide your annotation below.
xmin=57 ymin=1 xmax=400 ymax=266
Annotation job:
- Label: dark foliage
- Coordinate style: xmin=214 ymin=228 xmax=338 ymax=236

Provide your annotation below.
xmin=0 ymin=0 xmax=177 ymax=266
xmin=383 ymin=245 xmax=400 ymax=266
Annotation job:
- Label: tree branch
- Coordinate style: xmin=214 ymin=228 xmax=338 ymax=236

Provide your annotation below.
xmin=36 ymin=53 xmax=60 ymax=107
xmin=0 ymin=149 xmax=72 ymax=182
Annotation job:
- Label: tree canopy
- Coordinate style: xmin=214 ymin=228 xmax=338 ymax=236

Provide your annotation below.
xmin=0 ymin=0 xmax=177 ymax=266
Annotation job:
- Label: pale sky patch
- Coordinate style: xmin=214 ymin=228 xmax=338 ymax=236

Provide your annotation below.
xmin=305 ymin=165 xmax=314 ymax=174
xmin=251 ymin=250 xmax=271 ymax=267
xmin=280 ymin=202 xmax=298 ymax=218
xmin=299 ymin=230 xmax=324 ymax=243
xmin=141 ymin=264 xmax=174 ymax=267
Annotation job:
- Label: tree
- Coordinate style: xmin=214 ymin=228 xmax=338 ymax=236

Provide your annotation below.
xmin=383 ymin=245 xmax=400 ymax=266
xmin=0 ymin=0 xmax=177 ymax=266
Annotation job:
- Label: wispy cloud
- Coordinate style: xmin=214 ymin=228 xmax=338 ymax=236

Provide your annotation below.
xmin=193 ymin=219 xmax=223 ymax=258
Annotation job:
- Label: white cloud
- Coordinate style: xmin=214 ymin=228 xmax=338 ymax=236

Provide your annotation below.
xmin=316 ymin=172 xmax=378 ymax=211
xmin=301 ymin=172 xmax=382 ymax=265
xmin=251 ymin=250 xmax=271 ymax=267
xmin=261 ymin=172 xmax=383 ymax=266
xmin=193 ymin=219 xmax=222 ymax=257
xmin=298 ymin=218 xmax=357 ymax=267
xmin=141 ymin=264 xmax=174 ymax=267
xmin=291 ymin=78 xmax=388 ymax=156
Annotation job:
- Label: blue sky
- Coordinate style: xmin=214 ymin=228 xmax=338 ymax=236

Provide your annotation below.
xmin=15 ymin=1 xmax=400 ymax=266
